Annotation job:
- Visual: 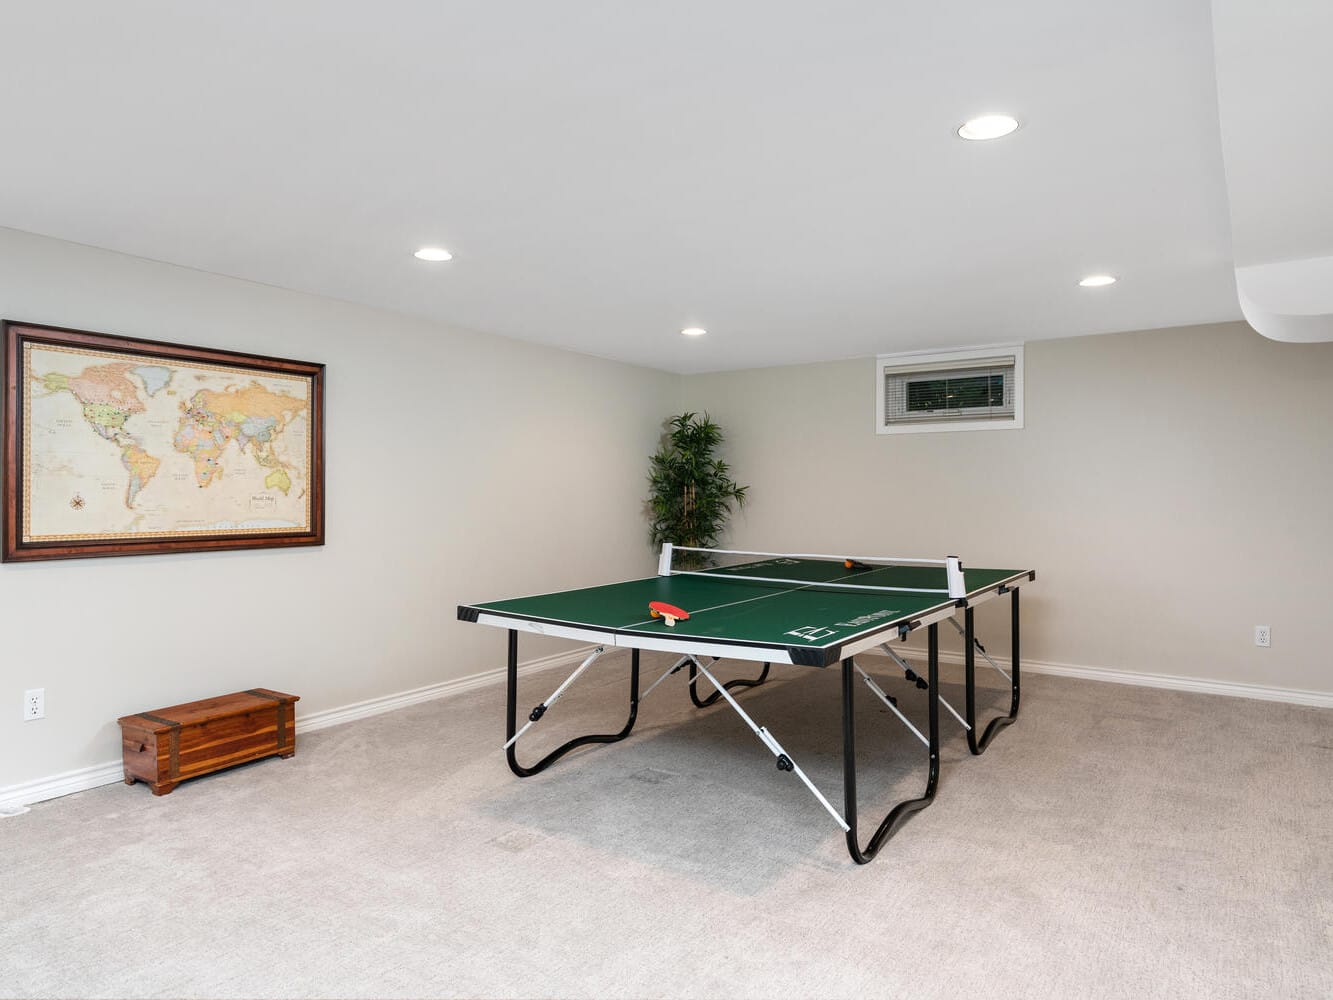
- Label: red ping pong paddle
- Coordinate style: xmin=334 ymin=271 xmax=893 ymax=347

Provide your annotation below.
xmin=649 ymin=601 xmax=690 ymax=627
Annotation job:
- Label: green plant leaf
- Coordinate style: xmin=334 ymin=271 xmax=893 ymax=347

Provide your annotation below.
xmin=645 ymin=412 xmax=748 ymax=567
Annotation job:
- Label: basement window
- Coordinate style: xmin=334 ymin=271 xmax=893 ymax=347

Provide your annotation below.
xmin=876 ymin=345 xmax=1023 ymax=434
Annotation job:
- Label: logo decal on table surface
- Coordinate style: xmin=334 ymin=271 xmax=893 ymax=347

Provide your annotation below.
xmin=786 ymin=626 xmax=837 ymax=642
xmin=834 ymin=609 xmax=898 ymax=628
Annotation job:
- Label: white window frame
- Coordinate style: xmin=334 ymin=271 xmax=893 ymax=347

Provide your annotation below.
xmin=875 ymin=344 xmax=1024 ymax=434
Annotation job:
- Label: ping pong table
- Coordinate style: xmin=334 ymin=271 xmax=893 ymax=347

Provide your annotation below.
xmin=457 ymin=544 xmax=1035 ymax=864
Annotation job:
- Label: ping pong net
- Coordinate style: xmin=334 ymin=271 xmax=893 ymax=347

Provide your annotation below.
xmin=656 ymin=544 xmax=967 ymax=600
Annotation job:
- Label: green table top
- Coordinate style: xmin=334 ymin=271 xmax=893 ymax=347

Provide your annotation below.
xmin=460 ymin=558 xmax=1033 ymax=667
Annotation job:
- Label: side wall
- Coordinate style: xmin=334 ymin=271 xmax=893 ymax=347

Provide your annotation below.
xmin=0 ymin=228 xmax=677 ymax=791
xmin=681 ymin=322 xmax=1333 ymax=697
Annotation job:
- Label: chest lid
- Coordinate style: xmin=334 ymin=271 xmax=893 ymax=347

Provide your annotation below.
xmin=117 ymin=688 xmax=299 ymax=733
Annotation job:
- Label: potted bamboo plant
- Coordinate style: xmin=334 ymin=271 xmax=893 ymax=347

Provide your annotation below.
xmin=648 ymin=412 xmax=748 ymax=569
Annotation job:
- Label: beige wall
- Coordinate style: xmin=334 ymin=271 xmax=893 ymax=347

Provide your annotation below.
xmin=682 ymin=322 xmax=1333 ymax=695
xmin=4 ymin=226 xmax=1328 ymax=797
xmin=0 ymin=228 xmax=676 ymax=789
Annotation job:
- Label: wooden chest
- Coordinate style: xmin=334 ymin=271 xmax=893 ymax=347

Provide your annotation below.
xmin=117 ymin=688 xmax=299 ymax=795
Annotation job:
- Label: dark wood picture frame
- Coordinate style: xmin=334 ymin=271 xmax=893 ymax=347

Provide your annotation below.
xmin=3 ymin=320 xmax=325 ymax=562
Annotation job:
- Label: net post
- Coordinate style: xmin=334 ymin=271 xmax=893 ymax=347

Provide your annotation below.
xmin=657 ymin=543 xmax=674 ymax=576
xmin=946 ymin=556 xmax=966 ymax=599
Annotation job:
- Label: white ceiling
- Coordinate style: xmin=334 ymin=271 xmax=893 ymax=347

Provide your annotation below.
xmin=0 ymin=1 xmax=1316 ymax=373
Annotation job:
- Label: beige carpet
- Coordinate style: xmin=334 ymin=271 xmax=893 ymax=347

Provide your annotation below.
xmin=2 ymin=651 xmax=1330 ymax=999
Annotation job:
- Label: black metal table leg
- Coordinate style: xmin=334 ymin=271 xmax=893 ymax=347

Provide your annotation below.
xmin=965 ymin=587 xmax=1021 ymax=755
xmin=505 ymin=630 xmax=641 ymax=777
xmin=688 ymin=661 xmax=771 ymax=708
xmin=843 ymin=623 xmax=941 ymax=864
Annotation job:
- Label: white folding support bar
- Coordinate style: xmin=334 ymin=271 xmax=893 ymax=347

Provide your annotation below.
xmin=640 ymin=654 xmax=692 ymax=702
xmin=947 ymin=616 xmax=1011 ymax=682
xmin=854 ymin=662 xmax=928 ymax=748
xmin=503 ymin=645 xmax=607 ymax=750
xmin=879 ymin=643 xmax=971 ymax=732
xmin=690 ymin=657 xmax=850 ymax=833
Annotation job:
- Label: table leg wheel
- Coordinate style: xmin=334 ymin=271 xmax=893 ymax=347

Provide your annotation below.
xmin=776 ymin=754 xmax=794 ymax=772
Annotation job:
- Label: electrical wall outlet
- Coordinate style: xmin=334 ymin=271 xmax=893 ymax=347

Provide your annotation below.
xmin=1254 ymin=625 xmax=1271 ymax=648
xmin=23 ymin=688 xmax=44 ymax=721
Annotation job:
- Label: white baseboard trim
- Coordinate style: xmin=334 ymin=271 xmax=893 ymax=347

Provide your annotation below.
xmin=1029 ymin=659 xmax=1333 ymax=707
xmin=4 ymin=644 xmax=1329 ymax=812
xmin=869 ymin=646 xmax=1333 ymax=708
xmin=0 ymin=760 xmax=126 ymax=815
xmin=296 ymin=646 xmax=585 ymax=734
xmin=0 ymin=647 xmax=589 ymax=813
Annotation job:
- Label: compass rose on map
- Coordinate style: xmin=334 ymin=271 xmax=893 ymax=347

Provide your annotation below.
xmin=69 ymin=493 xmax=85 ymax=510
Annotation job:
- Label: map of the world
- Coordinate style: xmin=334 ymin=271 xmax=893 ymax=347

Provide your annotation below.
xmin=22 ymin=342 xmax=314 ymax=542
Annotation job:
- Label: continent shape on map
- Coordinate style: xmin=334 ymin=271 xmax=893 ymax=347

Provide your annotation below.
xmin=37 ymin=361 xmax=167 ymax=508
xmin=174 ymin=382 xmax=309 ymax=493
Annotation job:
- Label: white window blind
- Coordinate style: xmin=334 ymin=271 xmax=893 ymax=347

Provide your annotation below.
xmin=876 ymin=345 xmax=1024 ymax=434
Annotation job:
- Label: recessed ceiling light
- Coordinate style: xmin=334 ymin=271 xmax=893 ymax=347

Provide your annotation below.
xmin=957 ymin=115 xmax=1020 ymax=141
xmin=414 ymin=247 xmax=453 ymax=262
xmin=681 ymin=327 xmax=707 ymax=337
xmin=1078 ymin=274 xmax=1117 ymax=287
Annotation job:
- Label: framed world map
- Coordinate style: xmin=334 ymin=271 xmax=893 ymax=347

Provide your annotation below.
xmin=3 ymin=321 xmax=324 ymax=562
